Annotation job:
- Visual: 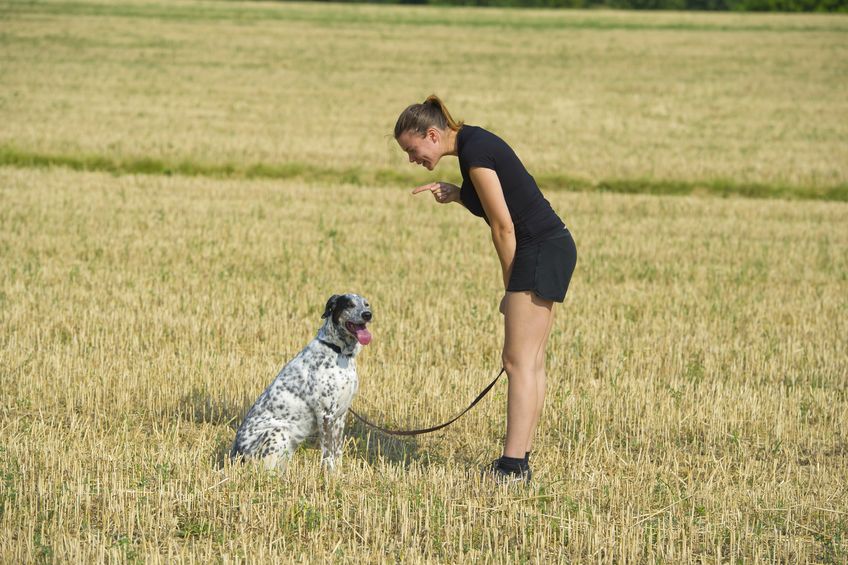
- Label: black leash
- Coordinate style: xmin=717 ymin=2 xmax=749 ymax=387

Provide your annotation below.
xmin=348 ymin=367 xmax=506 ymax=436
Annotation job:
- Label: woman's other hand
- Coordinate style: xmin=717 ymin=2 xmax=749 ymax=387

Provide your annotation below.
xmin=412 ymin=182 xmax=460 ymax=204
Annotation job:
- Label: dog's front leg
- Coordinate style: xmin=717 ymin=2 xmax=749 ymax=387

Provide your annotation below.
xmin=320 ymin=411 xmax=345 ymax=470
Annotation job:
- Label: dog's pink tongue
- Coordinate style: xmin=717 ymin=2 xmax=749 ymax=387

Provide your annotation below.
xmin=355 ymin=327 xmax=372 ymax=345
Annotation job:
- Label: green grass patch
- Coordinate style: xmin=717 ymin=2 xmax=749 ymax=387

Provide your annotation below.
xmin=2 ymin=145 xmax=845 ymax=201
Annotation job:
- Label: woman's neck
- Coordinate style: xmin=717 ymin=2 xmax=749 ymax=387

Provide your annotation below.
xmin=444 ymin=128 xmax=459 ymax=157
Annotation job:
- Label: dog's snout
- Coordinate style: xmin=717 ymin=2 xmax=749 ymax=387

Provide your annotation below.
xmin=362 ymin=311 xmax=372 ymax=322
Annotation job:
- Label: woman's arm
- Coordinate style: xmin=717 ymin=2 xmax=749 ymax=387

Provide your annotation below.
xmin=469 ymin=167 xmax=515 ymax=289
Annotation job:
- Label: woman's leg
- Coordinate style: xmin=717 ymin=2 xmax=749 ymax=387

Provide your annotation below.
xmin=501 ymin=291 xmax=554 ymax=459
xmin=526 ymin=303 xmax=555 ymax=454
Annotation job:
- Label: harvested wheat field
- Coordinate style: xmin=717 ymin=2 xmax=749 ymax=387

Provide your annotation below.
xmin=1 ymin=0 xmax=847 ymax=563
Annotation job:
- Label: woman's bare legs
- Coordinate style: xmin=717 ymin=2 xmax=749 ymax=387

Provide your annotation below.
xmin=501 ymin=291 xmax=555 ymax=459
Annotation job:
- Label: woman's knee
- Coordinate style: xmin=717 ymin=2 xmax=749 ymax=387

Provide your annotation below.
xmin=502 ymin=352 xmax=535 ymax=377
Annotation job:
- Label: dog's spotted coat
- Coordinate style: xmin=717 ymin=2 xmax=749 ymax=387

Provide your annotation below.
xmin=230 ymin=294 xmax=372 ymax=471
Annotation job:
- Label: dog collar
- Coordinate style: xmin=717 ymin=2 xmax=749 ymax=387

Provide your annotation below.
xmin=318 ymin=339 xmax=343 ymax=355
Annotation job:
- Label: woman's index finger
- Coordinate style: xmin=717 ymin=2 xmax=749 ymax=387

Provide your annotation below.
xmin=411 ymin=183 xmax=436 ymax=195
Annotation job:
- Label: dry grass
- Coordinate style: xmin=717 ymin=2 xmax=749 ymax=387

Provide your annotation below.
xmin=1 ymin=0 xmax=847 ymax=191
xmin=1 ymin=166 xmax=846 ymax=562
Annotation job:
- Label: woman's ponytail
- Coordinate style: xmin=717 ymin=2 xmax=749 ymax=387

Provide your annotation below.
xmin=394 ymin=94 xmax=463 ymax=139
xmin=424 ymin=95 xmax=463 ymax=132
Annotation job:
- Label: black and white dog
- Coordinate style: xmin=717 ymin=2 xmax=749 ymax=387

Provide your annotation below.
xmin=230 ymin=294 xmax=372 ymax=471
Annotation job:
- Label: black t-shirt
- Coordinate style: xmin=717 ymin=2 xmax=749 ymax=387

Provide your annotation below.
xmin=457 ymin=125 xmax=565 ymax=247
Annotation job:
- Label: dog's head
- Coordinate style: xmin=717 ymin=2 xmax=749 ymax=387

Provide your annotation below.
xmin=322 ymin=293 xmax=372 ymax=347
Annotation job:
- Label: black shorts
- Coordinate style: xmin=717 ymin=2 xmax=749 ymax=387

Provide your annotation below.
xmin=507 ymin=229 xmax=577 ymax=303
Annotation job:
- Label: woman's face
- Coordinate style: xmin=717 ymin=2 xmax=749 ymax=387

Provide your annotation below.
xmin=397 ymin=129 xmax=442 ymax=171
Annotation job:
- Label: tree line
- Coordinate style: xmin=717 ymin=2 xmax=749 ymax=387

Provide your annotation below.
xmin=327 ymin=0 xmax=847 ymax=12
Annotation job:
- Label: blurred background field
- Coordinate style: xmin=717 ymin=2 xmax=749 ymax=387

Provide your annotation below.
xmin=2 ymin=0 xmax=847 ymax=195
xmin=1 ymin=0 xmax=847 ymax=562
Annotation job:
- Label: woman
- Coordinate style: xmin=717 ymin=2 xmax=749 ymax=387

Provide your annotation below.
xmin=394 ymin=95 xmax=577 ymax=483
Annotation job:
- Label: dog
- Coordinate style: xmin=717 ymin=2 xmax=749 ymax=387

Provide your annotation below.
xmin=230 ymin=294 xmax=372 ymax=471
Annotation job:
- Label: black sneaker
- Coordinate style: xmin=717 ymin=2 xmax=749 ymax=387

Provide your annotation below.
xmin=484 ymin=458 xmax=533 ymax=485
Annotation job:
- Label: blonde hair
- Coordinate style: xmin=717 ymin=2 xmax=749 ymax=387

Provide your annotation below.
xmin=394 ymin=94 xmax=463 ymax=139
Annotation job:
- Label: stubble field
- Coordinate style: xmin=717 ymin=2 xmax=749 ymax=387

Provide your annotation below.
xmin=1 ymin=0 xmax=847 ymax=563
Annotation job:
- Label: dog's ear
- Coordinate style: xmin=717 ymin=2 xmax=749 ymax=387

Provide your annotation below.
xmin=322 ymin=295 xmax=340 ymax=319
